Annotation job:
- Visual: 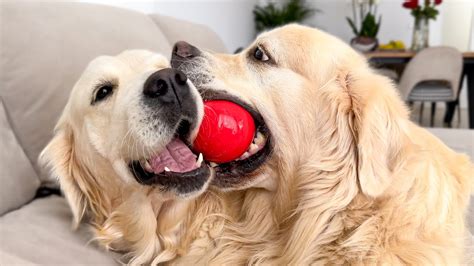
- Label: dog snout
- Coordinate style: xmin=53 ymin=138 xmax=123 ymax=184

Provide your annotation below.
xmin=143 ymin=68 xmax=189 ymax=104
xmin=173 ymin=41 xmax=201 ymax=59
xmin=171 ymin=41 xmax=201 ymax=69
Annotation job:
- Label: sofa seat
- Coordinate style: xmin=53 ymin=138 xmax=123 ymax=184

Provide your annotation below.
xmin=0 ymin=2 xmax=227 ymax=265
xmin=428 ymin=128 xmax=474 ymax=159
xmin=0 ymin=196 xmax=118 ymax=265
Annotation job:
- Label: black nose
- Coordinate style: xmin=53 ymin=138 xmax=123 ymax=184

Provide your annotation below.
xmin=173 ymin=41 xmax=201 ymax=59
xmin=143 ymin=68 xmax=189 ymax=104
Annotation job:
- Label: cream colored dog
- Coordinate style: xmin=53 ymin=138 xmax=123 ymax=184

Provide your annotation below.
xmin=41 ymin=25 xmax=472 ymax=265
xmin=171 ymin=24 xmax=473 ymax=264
xmin=40 ymin=50 xmax=226 ymax=264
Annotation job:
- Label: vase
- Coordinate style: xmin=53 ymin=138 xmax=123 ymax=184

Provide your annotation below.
xmin=411 ymin=17 xmax=429 ymax=51
xmin=350 ymin=36 xmax=378 ymax=53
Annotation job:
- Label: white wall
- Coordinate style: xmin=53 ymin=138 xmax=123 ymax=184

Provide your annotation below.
xmin=77 ymin=0 xmax=258 ymax=52
xmin=78 ymin=0 xmax=473 ymax=52
xmin=77 ymin=1 xmax=155 ymax=13
xmin=307 ymin=0 xmax=473 ymax=108
xmin=441 ymin=0 xmax=474 ymax=50
xmin=154 ymin=0 xmax=257 ymax=52
xmin=440 ymin=0 xmax=474 ymax=108
xmin=306 ymin=0 xmax=473 ymax=49
xmin=471 ymin=9 xmax=474 ymax=50
xmin=78 ymin=0 xmax=473 ymax=108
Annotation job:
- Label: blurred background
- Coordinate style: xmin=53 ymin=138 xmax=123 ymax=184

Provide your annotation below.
xmin=76 ymin=0 xmax=474 ymax=129
xmin=77 ymin=0 xmax=473 ymax=52
xmin=0 ymin=1 xmax=473 ymax=264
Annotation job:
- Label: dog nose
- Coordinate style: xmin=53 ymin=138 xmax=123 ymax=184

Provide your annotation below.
xmin=143 ymin=68 xmax=189 ymax=104
xmin=173 ymin=41 xmax=201 ymax=59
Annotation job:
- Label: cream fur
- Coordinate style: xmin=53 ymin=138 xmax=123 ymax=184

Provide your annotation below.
xmin=40 ymin=25 xmax=473 ymax=265
xmin=176 ymin=24 xmax=473 ymax=265
xmin=39 ymin=50 xmax=217 ymax=265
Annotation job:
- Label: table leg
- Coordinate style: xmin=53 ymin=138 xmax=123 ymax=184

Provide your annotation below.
xmin=444 ymin=101 xmax=457 ymax=127
xmin=444 ymin=67 xmax=466 ymax=127
xmin=467 ymin=65 xmax=474 ymax=129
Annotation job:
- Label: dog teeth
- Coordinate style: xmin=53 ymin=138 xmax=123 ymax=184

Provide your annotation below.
xmin=254 ymin=132 xmax=265 ymax=145
xmin=144 ymin=161 xmax=153 ymax=172
xmin=239 ymin=152 xmax=250 ymax=160
xmin=196 ymin=153 xmax=203 ymax=167
xmin=209 ymin=162 xmax=218 ymax=167
xmin=248 ymin=143 xmax=259 ymax=154
xmin=164 ymin=167 xmax=170 ymax=172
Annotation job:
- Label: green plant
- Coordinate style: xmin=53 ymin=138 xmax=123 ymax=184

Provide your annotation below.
xmin=347 ymin=13 xmax=381 ymax=38
xmin=346 ymin=0 xmax=381 ymax=38
xmin=253 ymin=0 xmax=318 ymax=32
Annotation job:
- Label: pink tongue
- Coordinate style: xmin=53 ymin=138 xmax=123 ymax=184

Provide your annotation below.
xmin=149 ymin=138 xmax=198 ymax=173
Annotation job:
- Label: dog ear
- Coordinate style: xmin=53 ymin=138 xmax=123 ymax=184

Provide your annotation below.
xmin=345 ymin=69 xmax=409 ymax=198
xmin=39 ymin=128 xmax=86 ymax=228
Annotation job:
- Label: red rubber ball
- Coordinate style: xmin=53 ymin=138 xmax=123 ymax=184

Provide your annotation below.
xmin=193 ymin=100 xmax=256 ymax=163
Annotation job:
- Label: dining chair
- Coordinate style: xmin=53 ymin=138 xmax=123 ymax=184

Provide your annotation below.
xmin=398 ymin=46 xmax=463 ymax=127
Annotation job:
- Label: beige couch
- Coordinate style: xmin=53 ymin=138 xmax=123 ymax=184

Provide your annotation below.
xmin=0 ymin=2 xmax=226 ymax=264
xmin=0 ymin=2 xmax=472 ymax=265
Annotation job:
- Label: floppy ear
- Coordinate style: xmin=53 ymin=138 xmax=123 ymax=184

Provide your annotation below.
xmin=39 ymin=128 xmax=86 ymax=228
xmin=346 ymin=69 xmax=410 ymax=198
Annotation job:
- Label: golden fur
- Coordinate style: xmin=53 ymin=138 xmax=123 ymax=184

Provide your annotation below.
xmin=175 ymin=24 xmax=473 ymax=265
xmin=41 ymin=25 xmax=473 ymax=265
xmin=40 ymin=50 xmax=218 ymax=264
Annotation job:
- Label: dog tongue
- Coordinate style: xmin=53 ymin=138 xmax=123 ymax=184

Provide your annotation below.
xmin=149 ymin=138 xmax=198 ymax=173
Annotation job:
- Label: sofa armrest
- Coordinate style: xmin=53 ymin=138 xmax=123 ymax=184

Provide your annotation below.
xmin=149 ymin=14 xmax=228 ymax=53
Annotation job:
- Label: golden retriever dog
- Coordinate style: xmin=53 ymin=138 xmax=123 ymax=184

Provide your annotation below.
xmin=39 ymin=50 xmax=227 ymax=264
xmin=171 ymin=24 xmax=473 ymax=264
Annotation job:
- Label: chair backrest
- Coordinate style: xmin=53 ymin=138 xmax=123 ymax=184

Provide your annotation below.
xmin=398 ymin=46 xmax=463 ymax=101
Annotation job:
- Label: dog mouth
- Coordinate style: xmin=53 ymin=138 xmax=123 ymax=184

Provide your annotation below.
xmin=198 ymin=89 xmax=273 ymax=189
xmin=129 ymin=120 xmax=211 ymax=196
xmin=129 ymin=91 xmax=272 ymax=192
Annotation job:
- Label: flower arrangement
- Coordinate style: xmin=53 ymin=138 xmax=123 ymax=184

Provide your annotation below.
xmin=346 ymin=0 xmax=382 ymax=52
xmin=402 ymin=0 xmax=442 ymax=21
xmin=402 ymin=0 xmax=443 ymax=50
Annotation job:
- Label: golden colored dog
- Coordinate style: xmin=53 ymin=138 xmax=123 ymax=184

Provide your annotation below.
xmin=172 ymin=24 xmax=473 ymax=264
xmin=39 ymin=50 xmax=224 ymax=264
xmin=41 ymin=24 xmax=472 ymax=265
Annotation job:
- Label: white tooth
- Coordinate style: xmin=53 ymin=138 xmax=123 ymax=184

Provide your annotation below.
xmin=249 ymin=143 xmax=259 ymax=153
xmin=254 ymin=132 xmax=265 ymax=145
xmin=210 ymin=162 xmax=218 ymax=167
xmin=164 ymin=167 xmax=170 ymax=172
xmin=144 ymin=161 xmax=153 ymax=172
xmin=196 ymin=153 xmax=203 ymax=167
xmin=239 ymin=152 xmax=250 ymax=160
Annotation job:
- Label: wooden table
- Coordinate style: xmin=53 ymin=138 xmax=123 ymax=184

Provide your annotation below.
xmin=366 ymin=51 xmax=474 ymax=129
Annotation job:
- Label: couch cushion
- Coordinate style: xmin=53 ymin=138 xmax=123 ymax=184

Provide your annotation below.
xmin=0 ymin=196 xmax=118 ymax=265
xmin=428 ymin=128 xmax=474 ymax=159
xmin=150 ymin=14 xmax=228 ymax=53
xmin=0 ymin=99 xmax=40 ymax=216
xmin=0 ymin=2 xmax=172 ymax=179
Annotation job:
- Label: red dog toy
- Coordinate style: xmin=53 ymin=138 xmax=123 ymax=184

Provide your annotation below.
xmin=193 ymin=100 xmax=255 ymax=163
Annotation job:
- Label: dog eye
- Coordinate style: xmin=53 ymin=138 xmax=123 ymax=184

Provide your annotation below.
xmin=93 ymin=85 xmax=114 ymax=104
xmin=253 ymin=47 xmax=270 ymax=62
